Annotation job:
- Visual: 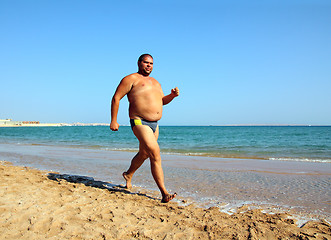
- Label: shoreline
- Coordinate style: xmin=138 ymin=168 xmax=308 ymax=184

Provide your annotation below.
xmin=1 ymin=160 xmax=330 ymax=239
xmin=1 ymin=142 xmax=330 ymax=223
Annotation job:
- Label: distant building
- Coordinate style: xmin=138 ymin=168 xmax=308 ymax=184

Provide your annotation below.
xmin=22 ymin=121 xmax=40 ymax=124
xmin=0 ymin=119 xmax=39 ymax=126
xmin=0 ymin=119 xmax=19 ymax=125
xmin=0 ymin=119 xmax=12 ymax=124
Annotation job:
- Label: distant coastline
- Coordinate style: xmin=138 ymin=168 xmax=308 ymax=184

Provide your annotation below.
xmin=0 ymin=119 xmax=108 ymax=127
xmin=0 ymin=123 xmax=110 ymax=127
xmin=0 ymin=119 xmax=329 ymax=127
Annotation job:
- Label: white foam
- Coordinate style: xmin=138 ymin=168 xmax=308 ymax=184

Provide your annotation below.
xmin=269 ymin=157 xmax=331 ymax=163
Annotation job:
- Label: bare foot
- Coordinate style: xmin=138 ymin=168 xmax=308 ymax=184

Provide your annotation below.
xmin=122 ymin=172 xmax=132 ymax=189
xmin=161 ymin=193 xmax=177 ymax=203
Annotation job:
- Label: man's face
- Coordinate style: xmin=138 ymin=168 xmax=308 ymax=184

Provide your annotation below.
xmin=138 ymin=56 xmax=153 ymax=76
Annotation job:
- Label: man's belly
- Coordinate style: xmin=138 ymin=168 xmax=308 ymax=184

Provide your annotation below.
xmin=129 ymin=103 xmax=163 ymax=121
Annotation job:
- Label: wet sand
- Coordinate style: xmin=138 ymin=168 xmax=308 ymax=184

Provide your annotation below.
xmin=1 ymin=143 xmax=330 ymax=221
xmin=1 ymin=161 xmax=330 ymax=239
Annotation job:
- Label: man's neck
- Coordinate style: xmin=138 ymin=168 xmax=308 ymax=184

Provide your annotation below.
xmin=138 ymin=70 xmax=150 ymax=77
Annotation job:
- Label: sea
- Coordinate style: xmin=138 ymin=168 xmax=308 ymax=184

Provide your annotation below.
xmin=1 ymin=126 xmax=330 ymax=223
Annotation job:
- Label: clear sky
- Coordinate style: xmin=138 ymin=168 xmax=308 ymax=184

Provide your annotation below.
xmin=1 ymin=0 xmax=330 ymax=125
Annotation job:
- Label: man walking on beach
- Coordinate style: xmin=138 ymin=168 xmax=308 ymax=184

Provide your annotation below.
xmin=110 ymin=54 xmax=179 ymax=203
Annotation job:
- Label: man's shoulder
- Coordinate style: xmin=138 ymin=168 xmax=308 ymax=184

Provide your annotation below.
xmin=125 ymin=73 xmax=140 ymax=79
xmin=121 ymin=73 xmax=139 ymax=83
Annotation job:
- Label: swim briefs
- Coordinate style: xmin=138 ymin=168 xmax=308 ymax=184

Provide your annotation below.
xmin=130 ymin=119 xmax=158 ymax=133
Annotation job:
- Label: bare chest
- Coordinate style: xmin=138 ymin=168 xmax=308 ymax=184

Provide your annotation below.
xmin=128 ymin=78 xmax=163 ymax=100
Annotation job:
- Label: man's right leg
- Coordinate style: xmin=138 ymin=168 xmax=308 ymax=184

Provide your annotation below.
xmin=123 ymin=145 xmax=148 ymax=189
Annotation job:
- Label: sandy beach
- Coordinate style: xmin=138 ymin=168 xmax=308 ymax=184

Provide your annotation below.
xmin=1 ymin=161 xmax=330 ymax=239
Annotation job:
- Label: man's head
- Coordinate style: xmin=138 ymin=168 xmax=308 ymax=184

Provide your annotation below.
xmin=138 ymin=54 xmax=153 ymax=76
xmin=138 ymin=54 xmax=153 ymax=62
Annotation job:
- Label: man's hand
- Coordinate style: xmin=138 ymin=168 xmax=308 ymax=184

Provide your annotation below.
xmin=163 ymin=87 xmax=180 ymax=105
xmin=110 ymin=121 xmax=119 ymax=131
xmin=171 ymin=87 xmax=180 ymax=97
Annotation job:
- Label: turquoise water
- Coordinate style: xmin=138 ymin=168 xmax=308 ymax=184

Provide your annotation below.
xmin=0 ymin=126 xmax=330 ymax=162
xmin=0 ymin=126 xmax=330 ymax=220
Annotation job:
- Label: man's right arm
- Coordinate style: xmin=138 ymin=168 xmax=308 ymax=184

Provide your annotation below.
xmin=110 ymin=76 xmax=133 ymax=131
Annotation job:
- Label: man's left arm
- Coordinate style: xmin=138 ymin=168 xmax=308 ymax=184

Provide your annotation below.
xmin=163 ymin=87 xmax=180 ymax=105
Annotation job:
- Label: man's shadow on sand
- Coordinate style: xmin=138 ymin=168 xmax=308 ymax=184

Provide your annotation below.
xmin=47 ymin=173 xmax=157 ymax=201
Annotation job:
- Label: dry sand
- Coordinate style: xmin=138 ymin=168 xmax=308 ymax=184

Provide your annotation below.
xmin=1 ymin=161 xmax=330 ymax=240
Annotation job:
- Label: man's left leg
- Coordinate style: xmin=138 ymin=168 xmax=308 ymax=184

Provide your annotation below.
xmin=131 ymin=125 xmax=176 ymax=202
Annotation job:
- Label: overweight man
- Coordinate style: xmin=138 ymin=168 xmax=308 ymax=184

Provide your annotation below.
xmin=110 ymin=54 xmax=179 ymax=203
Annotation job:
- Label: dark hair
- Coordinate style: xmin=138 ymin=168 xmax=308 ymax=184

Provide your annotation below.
xmin=138 ymin=54 xmax=153 ymax=62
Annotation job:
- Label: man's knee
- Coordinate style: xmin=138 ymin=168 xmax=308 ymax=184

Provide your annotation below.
xmin=147 ymin=146 xmax=161 ymax=161
xmin=138 ymin=150 xmax=149 ymax=159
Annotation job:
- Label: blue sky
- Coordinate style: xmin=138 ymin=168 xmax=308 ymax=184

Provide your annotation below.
xmin=1 ymin=0 xmax=330 ymax=125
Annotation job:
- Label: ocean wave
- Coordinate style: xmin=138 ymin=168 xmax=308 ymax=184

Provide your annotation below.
xmin=4 ymin=142 xmax=330 ymax=163
xmin=269 ymin=157 xmax=331 ymax=163
xmin=104 ymin=147 xmax=138 ymax=152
